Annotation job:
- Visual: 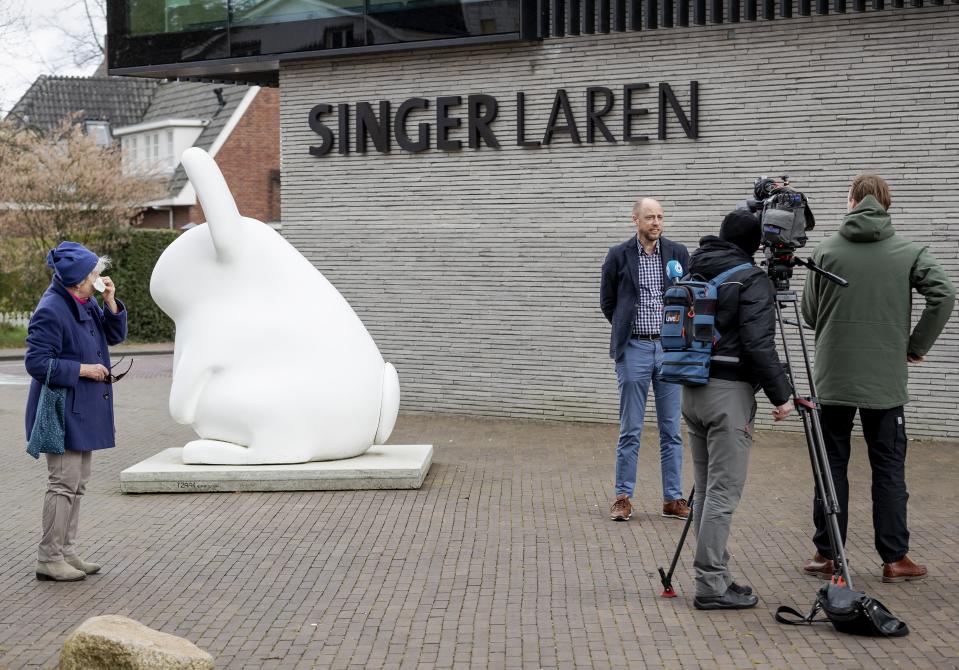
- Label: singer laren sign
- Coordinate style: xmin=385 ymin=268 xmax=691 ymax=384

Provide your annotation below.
xmin=307 ymin=82 xmax=699 ymax=157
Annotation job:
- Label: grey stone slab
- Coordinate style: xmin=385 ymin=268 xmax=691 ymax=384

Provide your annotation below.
xmin=119 ymin=444 xmax=432 ymax=493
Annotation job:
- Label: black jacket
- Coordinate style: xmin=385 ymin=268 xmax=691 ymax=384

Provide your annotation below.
xmin=687 ymin=236 xmax=791 ymax=406
xmin=600 ymin=235 xmax=690 ymax=362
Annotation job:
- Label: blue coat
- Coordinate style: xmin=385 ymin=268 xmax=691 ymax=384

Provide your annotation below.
xmin=24 ymin=281 xmax=128 ymax=452
xmin=600 ymin=235 xmax=690 ymax=362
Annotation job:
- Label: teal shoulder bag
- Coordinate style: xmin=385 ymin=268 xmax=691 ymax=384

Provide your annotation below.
xmin=26 ymin=359 xmax=66 ymax=459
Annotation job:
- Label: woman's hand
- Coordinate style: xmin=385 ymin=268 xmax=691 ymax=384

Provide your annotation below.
xmin=80 ymin=363 xmax=109 ymax=381
xmin=101 ymin=276 xmax=118 ymax=313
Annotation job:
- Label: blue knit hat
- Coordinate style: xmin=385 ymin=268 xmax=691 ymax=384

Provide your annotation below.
xmin=46 ymin=241 xmax=98 ymax=287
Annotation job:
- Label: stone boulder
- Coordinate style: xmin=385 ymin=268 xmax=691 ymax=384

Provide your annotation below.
xmin=58 ymin=615 xmax=214 ymax=670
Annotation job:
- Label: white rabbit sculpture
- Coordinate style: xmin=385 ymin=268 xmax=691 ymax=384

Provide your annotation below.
xmin=150 ymin=148 xmax=400 ymax=464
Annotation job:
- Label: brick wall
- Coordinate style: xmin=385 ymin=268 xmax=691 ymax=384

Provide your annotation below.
xmin=138 ymin=207 xmax=187 ymax=229
xmin=135 ymin=88 xmax=280 ymax=229
xmin=210 ymin=87 xmax=281 ymax=223
xmin=279 ymin=7 xmax=959 ymax=438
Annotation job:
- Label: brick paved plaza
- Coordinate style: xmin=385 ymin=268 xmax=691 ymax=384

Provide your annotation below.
xmin=1 ymin=354 xmax=957 ymax=669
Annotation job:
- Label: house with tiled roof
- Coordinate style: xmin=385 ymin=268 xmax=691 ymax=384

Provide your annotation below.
xmin=6 ymin=75 xmax=279 ymax=230
xmin=6 ymin=75 xmax=160 ymax=145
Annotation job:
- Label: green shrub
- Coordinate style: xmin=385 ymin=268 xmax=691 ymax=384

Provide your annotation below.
xmin=0 ymin=322 xmax=27 ymax=349
xmin=0 ymin=228 xmax=133 ymax=313
xmin=110 ymin=229 xmax=180 ymax=342
xmin=0 ymin=229 xmax=178 ymax=342
xmin=0 ymin=236 xmax=52 ymax=313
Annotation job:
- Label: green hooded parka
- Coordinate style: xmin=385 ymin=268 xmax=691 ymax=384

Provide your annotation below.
xmin=801 ymin=195 xmax=955 ymax=409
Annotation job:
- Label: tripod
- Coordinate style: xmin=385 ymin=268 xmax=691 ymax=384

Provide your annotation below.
xmin=771 ymin=256 xmax=912 ymax=637
xmin=772 ymin=255 xmax=852 ymax=588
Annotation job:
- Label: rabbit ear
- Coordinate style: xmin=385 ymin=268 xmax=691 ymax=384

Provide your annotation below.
xmin=181 ymin=147 xmax=241 ymax=262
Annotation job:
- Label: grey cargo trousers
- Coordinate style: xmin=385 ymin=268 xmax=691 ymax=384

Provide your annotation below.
xmin=682 ymin=379 xmax=757 ymax=598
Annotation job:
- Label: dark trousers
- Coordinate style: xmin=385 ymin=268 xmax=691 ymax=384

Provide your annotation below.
xmin=813 ymin=404 xmax=909 ymax=564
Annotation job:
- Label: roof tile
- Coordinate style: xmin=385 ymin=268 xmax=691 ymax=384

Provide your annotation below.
xmin=6 ymin=75 xmax=160 ymax=130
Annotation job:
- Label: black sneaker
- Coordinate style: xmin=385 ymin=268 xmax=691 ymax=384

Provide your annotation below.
xmin=693 ymin=589 xmax=758 ymax=610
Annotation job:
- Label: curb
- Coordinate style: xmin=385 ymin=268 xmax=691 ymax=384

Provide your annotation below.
xmin=0 ymin=346 xmax=174 ymax=363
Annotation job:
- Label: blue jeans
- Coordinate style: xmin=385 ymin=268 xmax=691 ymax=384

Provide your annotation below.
xmin=614 ymin=338 xmax=684 ymax=500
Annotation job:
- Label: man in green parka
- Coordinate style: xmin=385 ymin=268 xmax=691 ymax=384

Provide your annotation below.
xmin=800 ymin=174 xmax=955 ymax=583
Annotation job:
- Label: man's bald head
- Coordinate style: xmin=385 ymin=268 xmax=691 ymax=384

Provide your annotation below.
xmin=632 ymin=197 xmax=661 ymax=217
xmin=632 ymin=198 xmax=665 ymax=248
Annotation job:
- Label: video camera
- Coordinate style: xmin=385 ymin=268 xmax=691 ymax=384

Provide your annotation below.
xmin=748 ymin=176 xmax=816 ymax=251
xmin=742 ymin=176 xmax=817 ymax=291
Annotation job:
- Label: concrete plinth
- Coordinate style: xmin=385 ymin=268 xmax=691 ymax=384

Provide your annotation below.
xmin=120 ymin=444 xmax=432 ymax=493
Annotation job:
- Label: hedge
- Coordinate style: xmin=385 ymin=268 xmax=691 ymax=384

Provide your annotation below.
xmin=110 ymin=229 xmax=180 ymax=342
xmin=1 ymin=229 xmax=180 ymax=342
xmin=0 ymin=236 xmax=50 ymax=313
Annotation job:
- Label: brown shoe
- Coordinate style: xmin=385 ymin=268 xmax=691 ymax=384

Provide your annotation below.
xmin=610 ymin=495 xmax=632 ymax=521
xmin=882 ymin=556 xmax=927 ymax=583
xmin=662 ymin=498 xmax=691 ymax=520
xmin=802 ymin=552 xmax=834 ymax=579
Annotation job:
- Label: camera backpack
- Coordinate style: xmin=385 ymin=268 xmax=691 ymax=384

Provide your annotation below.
xmin=658 ymin=263 xmax=754 ymax=385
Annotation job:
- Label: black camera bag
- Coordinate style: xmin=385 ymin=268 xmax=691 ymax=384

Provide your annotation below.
xmin=776 ymin=583 xmax=909 ymax=637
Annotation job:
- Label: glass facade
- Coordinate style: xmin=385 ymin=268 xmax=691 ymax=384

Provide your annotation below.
xmin=108 ymin=0 xmax=526 ymax=77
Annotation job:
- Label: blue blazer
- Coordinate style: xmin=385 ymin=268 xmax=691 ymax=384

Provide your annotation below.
xmin=600 ymin=236 xmax=690 ymax=362
xmin=24 ymin=280 xmax=127 ymax=452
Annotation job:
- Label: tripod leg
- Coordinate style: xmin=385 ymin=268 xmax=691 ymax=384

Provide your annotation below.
xmin=659 ymin=485 xmax=695 ymax=597
xmin=787 ymin=300 xmax=853 ymax=587
xmin=807 ymin=406 xmax=853 ymax=587
xmin=796 ymin=403 xmax=838 ymax=562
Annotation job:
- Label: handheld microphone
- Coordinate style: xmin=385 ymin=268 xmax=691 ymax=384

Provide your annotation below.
xmin=666 ymin=260 xmax=684 ymax=284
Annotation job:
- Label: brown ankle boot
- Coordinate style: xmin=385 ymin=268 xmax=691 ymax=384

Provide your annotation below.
xmin=882 ymin=555 xmax=927 ymax=583
xmin=662 ymin=498 xmax=690 ymax=520
xmin=801 ymin=552 xmax=834 ymax=579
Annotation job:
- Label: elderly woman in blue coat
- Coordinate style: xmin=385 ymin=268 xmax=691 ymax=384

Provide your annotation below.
xmin=25 ymin=241 xmax=127 ymax=582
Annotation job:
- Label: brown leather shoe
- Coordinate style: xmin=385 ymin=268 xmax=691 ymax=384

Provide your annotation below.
xmin=610 ymin=495 xmax=632 ymax=521
xmin=802 ymin=552 xmax=834 ymax=579
xmin=882 ymin=556 xmax=927 ymax=583
xmin=662 ymin=498 xmax=691 ymax=520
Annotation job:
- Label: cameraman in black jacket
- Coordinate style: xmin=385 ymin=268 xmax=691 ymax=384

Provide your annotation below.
xmin=683 ymin=210 xmax=794 ymax=611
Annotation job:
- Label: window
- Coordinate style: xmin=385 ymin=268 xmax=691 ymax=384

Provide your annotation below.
xmin=325 ymin=25 xmax=353 ymax=50
xmin=84 ymin=120 xmax=113 ymax=147
xmin=108 ymin=0 xmax=527 ymax=75
xmin=127 ymin=0 xmax=229 ymax=37
xmin=131 ymin=135 xmax=139 ymax=167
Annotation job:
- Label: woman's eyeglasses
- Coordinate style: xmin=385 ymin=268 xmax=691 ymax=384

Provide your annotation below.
xmin=105 ymin=356 xmax=133 ymax=384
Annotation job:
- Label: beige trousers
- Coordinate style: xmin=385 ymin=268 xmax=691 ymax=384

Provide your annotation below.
xmin=38 ymin=450 xmax=92 ymax=563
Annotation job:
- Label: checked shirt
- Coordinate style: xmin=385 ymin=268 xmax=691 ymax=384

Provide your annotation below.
xmin=633 ymin=237 xmax=664 ymax=335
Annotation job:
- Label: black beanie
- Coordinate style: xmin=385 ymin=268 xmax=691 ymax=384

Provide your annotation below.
xmin=720 ymin=210 xmax=762 ymax=255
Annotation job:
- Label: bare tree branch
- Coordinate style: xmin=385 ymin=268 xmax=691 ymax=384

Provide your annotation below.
xmin=0 ymin=117 xmax=166 ymax=309
xmin=83 ymin=0 xmax=105 ymax=50
xmin=80 ymin=0 xmax=106 ymax=60
xmin=0 ymin=1 xmax=26 ymax=35
xmin=37 ymin=0 xmax=106 ymax=72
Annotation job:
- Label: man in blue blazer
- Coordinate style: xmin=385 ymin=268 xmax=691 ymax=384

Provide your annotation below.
xmin=600 ymin=198 xmax=691 ymax=522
